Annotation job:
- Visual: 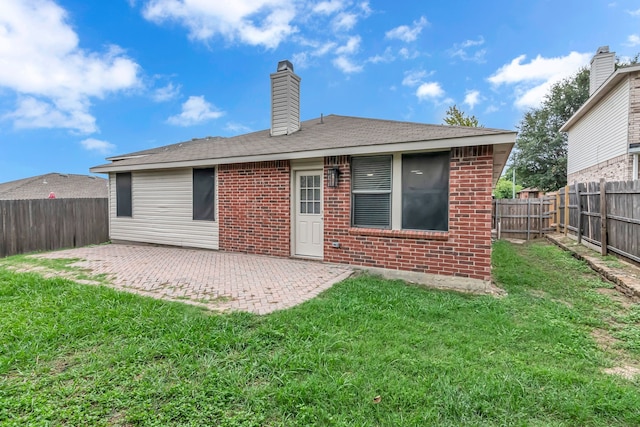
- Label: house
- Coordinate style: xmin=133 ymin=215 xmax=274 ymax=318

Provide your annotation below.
xmin=0 ymin=173 xmax=108 ymax=200
xmin=562 ymin=46 xmax=640 ymax=183
xmin=91 ymin=61 xmax=515 ymax=286
xmin=517 ymin=187 xmax=544 ymax=199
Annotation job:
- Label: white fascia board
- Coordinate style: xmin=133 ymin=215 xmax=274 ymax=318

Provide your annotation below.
xmin=90 ymin=132 xmax=516 ymax=173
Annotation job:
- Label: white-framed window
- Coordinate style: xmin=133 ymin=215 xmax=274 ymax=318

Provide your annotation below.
xmin=193 ymin=168 xmax=215 ymax=221
xmin=351 ymin=151 xmax=450 ymax=231
xmin=116 ymin=172 xmax=132 ymax=217
xmin=351 ymin=156 xmax=392 ymax=228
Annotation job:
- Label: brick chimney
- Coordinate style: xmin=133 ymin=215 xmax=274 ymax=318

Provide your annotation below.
xmin=590 ymin=46 xmax=615 ymax=95
xmin=270 ymin=60 xmax=301 ymax=136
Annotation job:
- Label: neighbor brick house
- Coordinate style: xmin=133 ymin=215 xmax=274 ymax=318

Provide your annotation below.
xmin=91 ymin=61 xmax=515 ymax=285
xmin=562 ymin=46 xmax=640 ymax=183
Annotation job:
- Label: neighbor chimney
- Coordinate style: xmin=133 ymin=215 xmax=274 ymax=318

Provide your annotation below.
xmin=590 ymin=46 xmax=615 ymax=95
xmin=270 ymin=60 xmax=301 ymax=136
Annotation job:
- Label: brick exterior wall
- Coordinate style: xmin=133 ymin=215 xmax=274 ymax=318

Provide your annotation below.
xmin=568 ymin=153 xmax=633 ymax=183
xmin=218 ymin=161 xmax=291 ymax=257
xmin=323 ymin=146 xmax=494 ymax=281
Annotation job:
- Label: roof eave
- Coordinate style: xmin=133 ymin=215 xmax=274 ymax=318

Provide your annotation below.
xmin=90 ymin=132 xmax=517 ymax=173
xmin=560 ymin=64 xmax=640 ymax=132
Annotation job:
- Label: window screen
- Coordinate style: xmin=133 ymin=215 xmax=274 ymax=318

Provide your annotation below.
xmin=402 ymin=152 xmax=449 ymax=231
xmin=116 ymin=172 xmax=132 ymax=217
xmin=351 ymin=156 xmax=392 ymax=228
xmin=193 ymin=168 xmax=215 ymax=221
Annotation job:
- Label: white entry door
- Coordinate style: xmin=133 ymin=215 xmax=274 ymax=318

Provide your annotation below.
xmin=294 ymin=170 xmax=323 ymax=258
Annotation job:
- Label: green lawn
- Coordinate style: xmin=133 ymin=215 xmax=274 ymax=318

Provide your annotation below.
xmin=1 ymin=241 xmax=640 ymax=426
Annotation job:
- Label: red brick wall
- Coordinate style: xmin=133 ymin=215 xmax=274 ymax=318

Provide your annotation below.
xmin=218 ymin=161 xmax=291 ymax=257
xmin=323 ymin=147 xmax=494 ymax=281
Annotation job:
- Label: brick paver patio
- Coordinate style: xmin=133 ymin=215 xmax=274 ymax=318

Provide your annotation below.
xmin=35 ymin=244 xmax=353 ymax=315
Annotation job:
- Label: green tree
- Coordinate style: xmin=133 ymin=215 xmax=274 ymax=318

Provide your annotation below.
xmin=511 ymin=68 xmax=589 ymax=192
xmin=443 ymin=105 xmax=481 ymax=127
xmin=493 ymin=177 xmax=522 ymax=199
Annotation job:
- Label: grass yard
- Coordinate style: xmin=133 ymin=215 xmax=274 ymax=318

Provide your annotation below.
xmin=1 ymin=241 xmax=640 ymax=426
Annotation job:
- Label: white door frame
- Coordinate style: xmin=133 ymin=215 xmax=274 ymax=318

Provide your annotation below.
xmin=291 ymin=160 xmax=324 ymax=258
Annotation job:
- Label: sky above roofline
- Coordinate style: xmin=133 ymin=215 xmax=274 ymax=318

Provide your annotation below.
xmin=0 ymin=0 xmax=639 ymax=182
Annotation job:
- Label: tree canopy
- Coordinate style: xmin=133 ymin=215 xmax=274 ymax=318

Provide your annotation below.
xmin=443 ymin=105 xmax=481 ymax=127
xmin=511 ymin=68 xmax=589 ymax=191
xmin=493 ymin=178 xmax=522 ymax=199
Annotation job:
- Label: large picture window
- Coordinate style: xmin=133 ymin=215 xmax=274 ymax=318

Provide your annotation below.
xmin=351 ymin=156 xmax=392 ymax=228
xmin=116 ymin=172 xmax=132 ymax=217
xmin=402 ymin=152 xmax=449 ymax=231
xmin=193 ymin=168 xmax=215 ymax=221
xmin=350 ymin=151 xmax=450 ymax=231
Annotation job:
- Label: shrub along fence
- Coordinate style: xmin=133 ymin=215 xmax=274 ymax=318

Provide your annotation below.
xmin=0 ymin=198 xmax=109 ymax=258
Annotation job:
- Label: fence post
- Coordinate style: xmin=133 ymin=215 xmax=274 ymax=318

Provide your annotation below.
xmin=539 ymin=197 xmax=544 ymax=238
xmin=575 ymin=181 xmax=582 ymax=244
xmin=564 ymin=185 xmax=569 ymax=236
xmin=555 ymin=192 xmax=560 ymax=233
xmin=600 ymin=178 xmax=608 ymax=256
xmin=526 ymin=198 xmax=531 ymax=241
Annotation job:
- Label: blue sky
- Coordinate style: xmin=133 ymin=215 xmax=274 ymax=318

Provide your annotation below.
xmin=1 ymin=0 xmax=639 ymax=183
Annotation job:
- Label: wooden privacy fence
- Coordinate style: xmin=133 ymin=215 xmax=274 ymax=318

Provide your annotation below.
xmin=556 ymin=179 xmax=640 ymax=263
xmin=492 ymin=196 xmax=556 ymax=240
xmin=0 ymin=198 xmax=109 ymax=258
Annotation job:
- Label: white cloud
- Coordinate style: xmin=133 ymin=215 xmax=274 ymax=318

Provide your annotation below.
xmin=332 ymin=12 xmax=357 ymax=31
xmin=367 ymin=47 xmax=394 ymax=64
xmin=80 ymin=138 xmax=116 ymax=154
xmin=0 ymin=0 xmax=141 ymax=134
xmin=225 ymin=122 xmax=252 ymax=133
xmin=167 ymin=96 xmax=225 ymax=126
xmin=385 ymin=16 xmax=428 ymax=42
xmin=402 ymin=69 xmax=431 ymax=87
xmin=625 ymin=34 xmax=640 ymax=46
xmin=142 ymin=0 xmax=297 ymax=49
xmin=488 ymin=51 xmax=590 ymax=108
xmin=463 ymin=90 xmax=481 ymax=109
xmin=627 ymin=8 xmax=640 ymax=16
xmin=416 ymin=82 xmax=444 ymax=101
xmin=335 ymin=36 xmax=361 ymax=55
xmin=152 ymin=82 xmax=181 ymax=102
xmin=333 ymin=56 xmax=363 ymax=73
xmin=449 ymin=36 xmax=486 ymax=63
xmin=359 ymin=1 xmax=372 ymax=16
xmin=398 ymin=47 xmax=419 ymax=60
xmin=313 ymin=0 xmax=344 ymax=14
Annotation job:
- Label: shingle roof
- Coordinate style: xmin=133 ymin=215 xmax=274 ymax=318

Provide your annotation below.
xmin=92 ymin=114 xmax=515 ymax=171
xmin=0 ymin=173 xmax=108 ymax=200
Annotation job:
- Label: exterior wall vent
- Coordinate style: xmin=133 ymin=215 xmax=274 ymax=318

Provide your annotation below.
xmin=590 ymin=46 xmax=615 ymax=96
xmin=270 ymin=60 xmax=301 ymax=136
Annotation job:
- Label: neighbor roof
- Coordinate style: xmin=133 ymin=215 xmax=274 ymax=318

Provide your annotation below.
xmin=0 ymin=173 xmax=108 ymax=200
xmin=91 ymin=114 xmax=516 ymax=185
xmin=561 ymin=64 xmax=640 ymax=132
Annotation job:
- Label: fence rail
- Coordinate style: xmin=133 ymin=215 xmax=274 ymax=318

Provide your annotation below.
xmin=494 ymin=179 xmax=640 ymax=265
xmin=0 ymin=198 xmax=109 ymax=258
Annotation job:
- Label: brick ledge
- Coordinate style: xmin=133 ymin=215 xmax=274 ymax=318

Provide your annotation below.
xmin=348 ymin=228 xmax=449 ymax=241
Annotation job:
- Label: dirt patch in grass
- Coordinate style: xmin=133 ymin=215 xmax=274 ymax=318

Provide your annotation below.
xmin=603 ymin=366 xmax=640 ymax=380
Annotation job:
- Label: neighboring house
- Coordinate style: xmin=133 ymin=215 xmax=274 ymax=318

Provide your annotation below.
xmin=517 ymin=188 xmax=544 ymax=199
xmin=0 ymin=173 xmax=108 ymax=200
xmin=91 ymin=61 xmax=515 ymax=285
xmin=562 ymin=46 xmax=640 ymax=183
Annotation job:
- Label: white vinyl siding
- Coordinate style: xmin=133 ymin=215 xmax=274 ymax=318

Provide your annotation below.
xmin=270 ymin=72 xmax=300 ymax=136
xmin=109 ymin=168 xmax=218 ymax=249
xmin=567 ymin=78 xmax=630 ymax=175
